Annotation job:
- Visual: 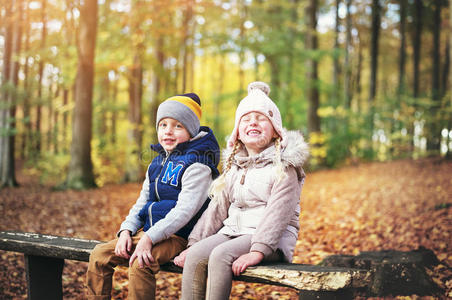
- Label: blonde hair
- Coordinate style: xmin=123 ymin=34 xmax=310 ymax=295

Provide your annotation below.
xmin=210 ymin=137 xmax=287 ymax=204
xmin=274 ymin=137 xmax=286 ymax=183
xmin=209 ymin=141 xmax=241 ymax=203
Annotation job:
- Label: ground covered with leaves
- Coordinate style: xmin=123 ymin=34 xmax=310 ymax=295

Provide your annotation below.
xmin=0 ymin=158 xmax=451 ymax=299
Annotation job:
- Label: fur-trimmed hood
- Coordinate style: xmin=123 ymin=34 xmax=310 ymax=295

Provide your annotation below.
xmin=225 ymin=129 xmax=309 ymax=172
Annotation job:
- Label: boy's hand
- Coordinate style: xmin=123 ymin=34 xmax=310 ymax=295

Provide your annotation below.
xmin=173 ymin=248 xmax=189 ymax=267
xmin=231 ymin=251 xmax=264 ymax=276
xmin=129 ymin=234 xmax=154 ymax=268
xmin=115 ymin=230 xmax=132 ymax=259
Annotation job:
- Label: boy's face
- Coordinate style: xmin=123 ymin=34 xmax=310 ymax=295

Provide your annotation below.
xmin=157 ymin=118 xmax=191 ymax=152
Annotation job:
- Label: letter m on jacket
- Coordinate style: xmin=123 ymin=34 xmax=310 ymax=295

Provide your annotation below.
xmin=161 ymin=161 xmax=184 ymax=186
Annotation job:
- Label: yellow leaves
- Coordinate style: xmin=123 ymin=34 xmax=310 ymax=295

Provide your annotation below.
xmin=317 ymin=106 xmax=347 ymax=118
xmin=309 ymin=131 xmax=326 ymax=145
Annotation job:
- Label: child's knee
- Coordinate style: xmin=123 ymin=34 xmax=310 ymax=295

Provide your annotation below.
xmin=90 ymin=244 xmax=108 ymax=263
xmin=209 ymin=246 xmax=233 ymax=265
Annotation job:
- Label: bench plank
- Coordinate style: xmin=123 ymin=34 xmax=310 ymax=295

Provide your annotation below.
xmin=0 ymin=231 xmax=101 ymax=261
xmin=0 ymin=231 xmax=372 ymax=294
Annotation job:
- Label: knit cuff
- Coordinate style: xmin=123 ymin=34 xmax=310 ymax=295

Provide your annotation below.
xmin=250 ymin=242 xmax=273 ymax=257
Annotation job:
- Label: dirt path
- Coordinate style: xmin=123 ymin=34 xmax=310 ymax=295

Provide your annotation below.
xmin=1 ymin=158 xmax=451 ymax=299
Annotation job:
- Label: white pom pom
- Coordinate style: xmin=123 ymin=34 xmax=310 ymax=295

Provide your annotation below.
xmin=247 ymin=81 xmax=270 ymax=96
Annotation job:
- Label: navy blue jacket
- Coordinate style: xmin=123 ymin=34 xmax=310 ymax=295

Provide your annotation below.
xmin=138 ymin=126 xmax=220 ymax=240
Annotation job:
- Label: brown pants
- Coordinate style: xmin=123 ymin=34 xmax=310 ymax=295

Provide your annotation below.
xmin=86 ymin=231 xmax=187 ymax=300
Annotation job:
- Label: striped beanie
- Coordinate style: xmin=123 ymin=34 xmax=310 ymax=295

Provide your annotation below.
xmin=156 ymin=93 xmax=202 ymax=137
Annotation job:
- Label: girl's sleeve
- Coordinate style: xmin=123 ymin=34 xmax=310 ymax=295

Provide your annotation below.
xmin=250 ymin=166 xmax=303 ymax=256
xmin=118 ymin=164 xmax=151 ymax=236
xmin=187 ymin=185 xmax=231 ymax=246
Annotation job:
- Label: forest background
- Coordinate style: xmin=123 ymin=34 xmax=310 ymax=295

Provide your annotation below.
xmin=1 ymin=0 xmax=452 ymax=299
xmin=1 ymin=0 xmax=451 ymax=189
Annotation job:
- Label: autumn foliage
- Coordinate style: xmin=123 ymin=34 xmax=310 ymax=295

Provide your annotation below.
xmin=0 ymin=158 xmax=451 ymax=299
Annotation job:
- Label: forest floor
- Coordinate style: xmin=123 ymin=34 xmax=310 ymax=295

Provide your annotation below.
xmin=0 ymin=157 xmax=451 ymax=299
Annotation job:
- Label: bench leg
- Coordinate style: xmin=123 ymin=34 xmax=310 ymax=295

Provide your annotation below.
xmin=298 ymin=289 xmax=353 ymax=300
xmin=25 ymin=255 xmax=64 ymax=300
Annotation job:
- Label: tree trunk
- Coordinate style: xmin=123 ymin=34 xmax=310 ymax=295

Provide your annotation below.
xmin=369 ymin=0 xmax=381 ymax=103
xmin=62 ymin=89 xmax=69 ymax=152
xmin=355 ymin=31 xmax=363 ymax=112
xmin=52 ymin=84 xmax=60 ymax=154
xmin=150 ymin=35 xmax=165 ymax=144
xmin=124 ymin=54 xmax=143 ymax=182
xmin=124 ymin=0 xmax=144 ymax=182
xmin=447 ymin=1 xmax=452 ymax=160
xmin=238 ymin=0 xmax=247 ymax=101
xmin=213 ymin=55 xmax=225 ymax=137
xmin=35 ymin=0 xmax=47 ymax=153
xmin=431 ymin=0 xmax=441 ymax=101
xmin=284 ymin=0 xmax=299 ymax=128
xmin=441 ymin=40 xmax=449 ymax=99
xmin=21 ymin=0 xmax=31 ymax=159
xmin=412 ymin=0 xmax=423 ymax=98
xmin=333 ymin=0 xmax=341 ymax=106
xmin=344 ymin=0 xmax=353 ymax=108
xmin=398 ymin=0 xmax=407 ymax=95
xmin=181 ymin=0 xmax=193 ymax=92
xmin=66 ymin=0 xmax=97 ymax=189
xmin=427 ymin=0 xmax=442 ymax=152
xmin=305 ymin=0 xmax=321 ymax=134
xmin=46 ymin=75 xmax=54 ymax=152
xmin=111 ymin=75 xmax=118 ymax=145
xmin=0 ymin=0 xmax=21 ymax=188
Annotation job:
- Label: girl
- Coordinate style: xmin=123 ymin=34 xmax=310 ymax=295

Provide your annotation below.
xmin=174 ymin=82 xmax=309 ymax=300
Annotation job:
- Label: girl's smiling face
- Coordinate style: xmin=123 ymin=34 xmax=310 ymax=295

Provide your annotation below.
xmin=238 ymin=112 xmax=278 ymax=156
xmin=157 ymin=118 xmax=191 ymax=152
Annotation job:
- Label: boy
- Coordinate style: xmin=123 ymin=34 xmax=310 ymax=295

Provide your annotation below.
xmin=86 ymin=93 xmax=220 ymax=300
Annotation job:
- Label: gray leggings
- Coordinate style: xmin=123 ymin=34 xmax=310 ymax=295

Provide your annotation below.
xmin=181 ymin=233 xmax=281 ymax=300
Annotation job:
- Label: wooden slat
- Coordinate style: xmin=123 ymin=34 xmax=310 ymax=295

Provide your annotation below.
xmin=0 ymin=231 xmax=100 ymax=261
xmin=0 ymin=231 xmax=372 ymax=291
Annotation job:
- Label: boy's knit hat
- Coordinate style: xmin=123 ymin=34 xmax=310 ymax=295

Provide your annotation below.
xmin=227 ymin=81 xmax=286 ymax=148
xmin=156 ymin=93 xmax=202 ymax=137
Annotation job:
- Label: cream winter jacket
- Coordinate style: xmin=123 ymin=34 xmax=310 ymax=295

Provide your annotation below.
xmin=188 ymin=130 xmax=309 ymax=262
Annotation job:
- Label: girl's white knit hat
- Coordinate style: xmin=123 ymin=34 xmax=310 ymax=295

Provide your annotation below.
xmin=227 ymin=81 xmax=287 ymax=148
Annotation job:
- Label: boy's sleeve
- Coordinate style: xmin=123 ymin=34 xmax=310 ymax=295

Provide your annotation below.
xmin=144 ymin=163 xmax=212 ymax=244
xmin=118 ymin=164 xmax=151 ymax=236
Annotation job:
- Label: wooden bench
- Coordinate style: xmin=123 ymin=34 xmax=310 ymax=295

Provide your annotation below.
xmin=0 ymin=230 xmax=373 ymax=299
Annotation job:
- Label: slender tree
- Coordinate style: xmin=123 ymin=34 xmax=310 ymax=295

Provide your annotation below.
xmin=344 ymin=0 xmax=353 ymax=108
xmin=369 ymin=0 xmax=381 ymax=103
xmin=305 ymin=0 xmax=321 ymax=135
xmin=427 ymin=0 xmax=442 ymax=152
xmin=333 ymin=0 xmax=341 ymax=105
xmin=35 ymin=0 xmax=47 ymax=153
xmin=412 ymin=0 xmax=423 ymax=98
xmin=181 ymin=0 xmax=194 ymax=92
xmin=447 ymin=0 xmax=452 ymax=159
xmin=0 ymin=0 xmax=22 ymax=187
xmin=123 ymin=0 xmax=145 ymax=182
xmin=431 ymin=0 xmax=441 ymax=101
xmin=21 ymin=0 xmax=31 ymax=159
xmin=398 ymin=0 xmax=407 ymax=95
xmin=65 ymin=0 xmax=98 ymax=189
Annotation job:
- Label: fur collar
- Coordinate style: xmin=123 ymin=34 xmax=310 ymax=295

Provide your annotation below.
xmin=224 ymin=129 xmax=309 ymax=170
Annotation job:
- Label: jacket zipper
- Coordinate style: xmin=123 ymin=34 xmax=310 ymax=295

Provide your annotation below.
xmin=154 ymin=153 xmax=170 ymax=202
xmin=148 ymin=202 xmax=156 ymax=227
xmin=240 ymin=168 xmax=248 ymax=185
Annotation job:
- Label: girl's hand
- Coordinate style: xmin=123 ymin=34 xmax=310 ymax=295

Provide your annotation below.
xmin=173 ymin=248 xmax=189 ymax=267
xmin=115 ymin=230 xmax=132 ymax=259
xmin=231 ymin=251 xmax=264 ymax=276
xmin=129 ymin=234 xmax=154 ymax=268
